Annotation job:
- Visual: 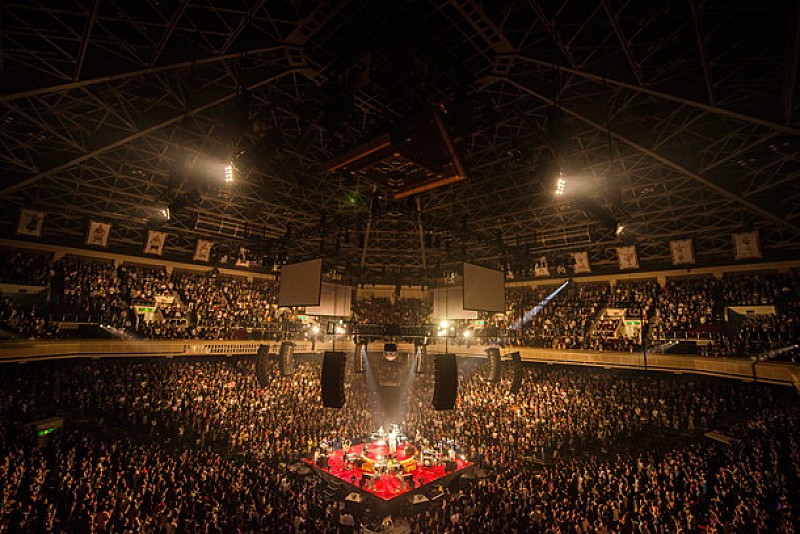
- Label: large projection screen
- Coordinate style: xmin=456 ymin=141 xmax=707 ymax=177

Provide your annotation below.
xmin=432 ymin=286 xmax=478 ymax=320
xmin=305 ymin=283 xmax=352 ymax=316
xmin=463 ymin=262 xmax=505 ymax=312
xmin=278 ymin=259 xmax=323 ymax=307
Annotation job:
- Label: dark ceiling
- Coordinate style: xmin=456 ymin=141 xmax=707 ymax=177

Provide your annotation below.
xmin=1 ymin=0 xmax=799 ymax=283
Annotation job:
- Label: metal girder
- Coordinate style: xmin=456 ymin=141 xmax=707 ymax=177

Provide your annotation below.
xmin=688 ymin=0 xmax=715 ymax=105
xmin=73 ymin=0 xmax=100 ymax=81
xmin=149 ymin=0 xmax=191 ymax=67
xmin=0 ymin=46 xmax=285 ymax=103
xmin=526 ymin=0 xmax=576 ymax=67
xmin=786 ymin=1 xmax=800 ymax=123
xmin=600 ymin=0 xmax=644 ymax=85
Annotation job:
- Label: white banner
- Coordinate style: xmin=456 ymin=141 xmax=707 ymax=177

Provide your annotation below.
xmin=571 ymin=251 xmax=591 ymax=273
xmin=193 ymin=239 xmax=214 ymax=262
xmin=670 ymin=239 xmax=695 ymax=265
xmin=534 ymin=256 xmax=550 ymax=277
xmin=86 ymin=221 xmax=111 ymax=247
xmin=235 ymin=247 xmax=250 ymax=267
xmin=16 ymin=209 xmax=45 ymax=237
xmin=144 ymin=230 xmax=167 ymax=256
xmin=733 ymin=231 xmax=760 ymax=260
xmin=617 ymin=245 xmax=639 ymax=270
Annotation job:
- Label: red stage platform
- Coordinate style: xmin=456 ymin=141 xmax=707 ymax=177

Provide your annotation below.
xmin=303 ymin=440 xmax=472 ymax=501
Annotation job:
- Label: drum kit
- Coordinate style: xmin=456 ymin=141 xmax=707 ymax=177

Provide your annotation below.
xmin=420 ymin=449 xmax=438 ymax=468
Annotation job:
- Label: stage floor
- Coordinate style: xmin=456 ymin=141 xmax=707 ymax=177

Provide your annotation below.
xmin=303 ymin=440 xmax=472 ymax=501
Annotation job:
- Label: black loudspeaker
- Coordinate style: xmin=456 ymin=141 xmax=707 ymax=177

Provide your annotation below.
xmin=432 ymin=353 xmax=457 ymax=410
xmin=444 ymin=460 xmax=457 ymax=473
xmin=414 ymin=343 xmax=427 ymax=374
xmin=255 ymin=345 xmax=270 ymax=387
xmin=279 ymin=341 xmax=295 ymax=376
xmin=510 ymin=351 xmax=522 ymax=394
xmin=321 ymin=351 xmax=347 ymax=408
xmin=486 ymin=347 xmax=501 ymax=383
xmin=353 ymin=343 xmax=367 ymax=374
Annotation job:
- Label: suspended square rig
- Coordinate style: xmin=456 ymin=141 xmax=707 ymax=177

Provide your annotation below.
xmin=324 ymin=108 xmax=467 ymax=199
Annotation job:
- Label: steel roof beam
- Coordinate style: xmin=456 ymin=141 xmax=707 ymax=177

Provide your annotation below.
xmin=600 ymin=0 xmax=644 ymax=85
xmin=0 ymin=67 xmax=299 ymax=196
xmin=0 ymin=46 xmax=285 ymax=103
xmin=512 ymin=55 xmax=800 ymax=136
xmin=493 ymin=75 xmax=800 ymax=236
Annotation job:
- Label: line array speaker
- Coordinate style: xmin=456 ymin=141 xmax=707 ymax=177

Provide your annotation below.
xmin=486 ymin=347 xmax=501 ymax=383
xmin=432 ymin=353 xmax=457 ymax=410
xmin=279 ymin=341 xmax=295 ymax=376
xmin=510 ymin=351 xmax=522 ymax=394
xmin=255 ymin=344 xmax=270 ymax=387
xmin=321 ymin=351 xmax=347 ymax=408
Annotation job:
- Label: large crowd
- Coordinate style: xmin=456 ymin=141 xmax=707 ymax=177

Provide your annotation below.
xmin=351 ymin=296 xmax=432 ymax=326
xmin=1 ymin=247 xmax=799 ymax=358
xmin=0 ymin=250 xmax=283 ymax=341
xmin=0 ymin=356 xmax=797 ymax=532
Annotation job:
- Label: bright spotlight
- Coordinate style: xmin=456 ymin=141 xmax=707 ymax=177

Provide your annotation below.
xmin=615 ymin=223 xmax=626 ymax=237
xmin=439 ymin=320 xmax=449 ymax=329
xmin=224 ymin=165 xmax=234 ymax=183
xmin=555 ymin=176 xmax=566 ymax=196
xmin=463 ymin=329 xmax=472 ymax=338
xmin=160 ymin=207 xmax=171 ymax=220
xmin=310 ymin=325 xmax=320 ymax=335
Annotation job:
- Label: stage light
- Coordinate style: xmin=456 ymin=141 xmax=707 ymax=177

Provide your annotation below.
xmin=555 ymin=174 xmax=566 ymax=196
xmin=160 ymin=207 xmax=171 ymax=220
xmin=439 ymin=320 xmax=449 ymax=329
xmin=463 ymin=330 xmax=472 ymax=338
xmin=310 ymin=325 xmax=320 ymax=335
xmin=224 ymin=165 xmax=234 ymax=183
xmin=615 ymin=223 xmax=626 ymax=238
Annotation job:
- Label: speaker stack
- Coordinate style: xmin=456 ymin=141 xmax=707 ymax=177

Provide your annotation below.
xmin=255 ymin=344 xmax=270 ymax=387
xmin=485 ymin=347 xmax=501 ymax=383
xmin=509 ymin=351 xmax=522 ymax=394
xmin=279 ymin=341 xmax=295 ymax=377
xmin=432 ymin=353 xmax=458 ymax=410
xmin=321 ymin=351 xmax=347 ymax=408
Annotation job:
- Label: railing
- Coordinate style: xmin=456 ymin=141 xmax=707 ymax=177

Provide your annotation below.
xmin=0 ymin=338 xmax=797 ymax=392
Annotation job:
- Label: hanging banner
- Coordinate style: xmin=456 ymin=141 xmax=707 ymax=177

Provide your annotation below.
xmin=534 ymin=256 xmax=549 ymax=277
xmin=144 ymin=230 xmax=167 ymax=256
xmin=670 ymin=239 xmax=695 ymax=265
xmin=86 ymin=221 xmax=111 ymax=247
xmin=235 ymin=247 xmax=250 ymax=267
xmin=193 ymin=239 xmax=214 ymax=262
xmin=16 ymin=209 xmax=45 ymax=237
xmin=571 ymin=251 xmax=591 ymax=274
xmin=733 ymin=231 xmax=761 ymax=260
xmin=617 ymin=245 xmax=639 ymax=270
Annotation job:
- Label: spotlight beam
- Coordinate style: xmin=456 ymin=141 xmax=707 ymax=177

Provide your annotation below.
xmin=511 ymin=280 xmax=570 ymax=330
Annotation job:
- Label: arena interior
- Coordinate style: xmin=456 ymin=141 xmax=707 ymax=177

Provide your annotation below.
xmin=2 ymin=1 xmax=800 ymax=532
